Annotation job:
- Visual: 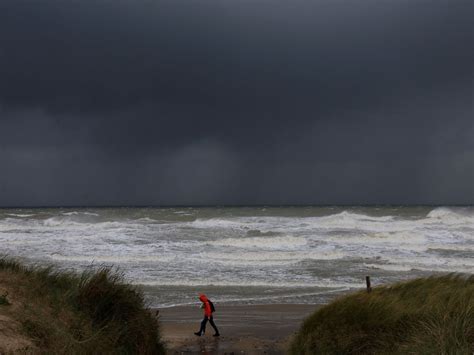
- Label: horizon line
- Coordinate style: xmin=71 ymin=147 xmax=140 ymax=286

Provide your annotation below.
xmin=0 ymin=204 xmax=473 ymax=209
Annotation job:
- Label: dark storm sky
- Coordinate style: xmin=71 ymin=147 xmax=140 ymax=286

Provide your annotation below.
xmin=0 ymin=0 xmax=473 ymax=206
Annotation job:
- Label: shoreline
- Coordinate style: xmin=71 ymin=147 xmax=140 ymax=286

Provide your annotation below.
xmin=157 ymin=303 xmax=320 ymax=354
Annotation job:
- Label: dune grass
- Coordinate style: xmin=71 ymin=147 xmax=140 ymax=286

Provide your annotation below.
xmin=0 ymin=258 xmax=165 ymax=354
xmin=290 ymin=275 xmax=474 ymax=355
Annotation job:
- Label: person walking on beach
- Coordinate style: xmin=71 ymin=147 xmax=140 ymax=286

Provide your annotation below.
xmin=194 ymin=294 xmax=220 ymax=337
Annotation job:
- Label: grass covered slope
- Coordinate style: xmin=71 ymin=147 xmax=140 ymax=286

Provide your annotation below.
xmin=0 ymin=258 xmax=165 ymax=354
xmin=291 ymin=275 xmax=474 ymax=355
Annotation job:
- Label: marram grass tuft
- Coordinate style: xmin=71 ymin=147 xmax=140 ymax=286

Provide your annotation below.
xmin=291 ymin=275 xmax=474 ymax=355
xmin=0 ymin=257 xmax=165 ymax=354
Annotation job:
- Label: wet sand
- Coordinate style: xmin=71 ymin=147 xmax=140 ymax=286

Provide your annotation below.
xmin=158 ymin=304 xmax=319 ymax=354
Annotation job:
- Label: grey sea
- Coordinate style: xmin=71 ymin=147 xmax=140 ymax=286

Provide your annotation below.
xmin=1 ymin=206 xmax=473 ymax=307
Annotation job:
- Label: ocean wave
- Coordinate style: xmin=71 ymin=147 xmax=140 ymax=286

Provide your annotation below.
xmin=327 ymin=231 xmax=428 ymax=251
xmin=133 ymin=217 xmax=160 ymax=223
xmin=379 ymin=254 xmax=474 ymax=273
xmin=41 ymin=217 xmax=156 ymax=228
xmin=208 ymin=235 xmax=307 ymax=250
xmin=189 ymin=212 xmax=408 ymax=235
xmin=154 ymin=287 xmax=352 ymax=307
xmin=5 ymin=213 xmax=36 ymax=218
xmin=197 ymin=249 xmax=345 ymax=266
xmin=364 ymin=263 xmax=414 ymax=272
xmin=61 ymin=211 xmax=100 ymax=217
xmin=314 ymin=211 xmax=395 ymax=224
xmin=43 ymin=216 xmax=102 ymax=227
xmin=173 ymin=211 xmax=194 ymax=216
xmin=427 ymin=244 xmax=474 ymax=252
xmin=246 ymin=229 xmax=279 ymax=236
xmin=138 ymin=279 xmax=362 ymax=289
xmin=189 ymin=209 xmax=474 ymax=235
xmin=48 ymin=254 xmax=177 ymax=263
xmin=425 ymin=207 xmax=474 ymax=225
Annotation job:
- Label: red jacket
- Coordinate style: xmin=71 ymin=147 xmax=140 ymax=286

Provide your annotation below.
xmin=199 ymin=294 xmax=212 ymax=317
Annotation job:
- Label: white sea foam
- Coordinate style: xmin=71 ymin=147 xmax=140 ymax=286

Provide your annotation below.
xmin=199 ymin=249 xmax=345 ymax=266
xmin=1 ymin=206 xmax=473 ymax=306
xmin=61 ymin=211 xmax=100 ymax=217
xmin=48 ymin=254 xmax=177 ymax=263
xmin=6 ymin=213 xmax=36 ymax=218
xmin=208 ymin=235 xmax=307 ymax=249
xmin=138 ymin=279 xmax=361 ymax=289
xmin=425 ymin=207 xmax=474 ymax=225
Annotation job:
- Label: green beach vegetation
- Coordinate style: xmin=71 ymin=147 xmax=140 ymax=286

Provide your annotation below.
xmin=291 ymin=275 xmax=474 ymax=354
xmin=0 ymin=258 xmax=165 ymax=354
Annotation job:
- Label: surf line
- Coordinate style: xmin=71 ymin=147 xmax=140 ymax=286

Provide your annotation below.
xmin=154 ymin=287 xmax=351 ymax=308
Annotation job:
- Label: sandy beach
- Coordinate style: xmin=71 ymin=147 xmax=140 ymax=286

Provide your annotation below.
xmin=158 ymin=304 xmax=319 ymax=354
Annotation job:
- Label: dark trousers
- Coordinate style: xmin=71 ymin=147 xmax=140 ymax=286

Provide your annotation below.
xmin=198 ymin=316 xmax=219 ymax=335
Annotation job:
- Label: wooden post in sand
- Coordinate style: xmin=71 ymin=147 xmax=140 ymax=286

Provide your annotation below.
xmin=366 ymin=276 xmax=372 ymax=293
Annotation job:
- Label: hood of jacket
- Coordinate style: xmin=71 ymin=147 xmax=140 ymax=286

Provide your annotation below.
xmin=199 ymin=294 xmax=208 ymax=303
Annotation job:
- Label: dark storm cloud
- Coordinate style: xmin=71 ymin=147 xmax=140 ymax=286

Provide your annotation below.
xmin=0 ymin=0 xmax=473 ymax=205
